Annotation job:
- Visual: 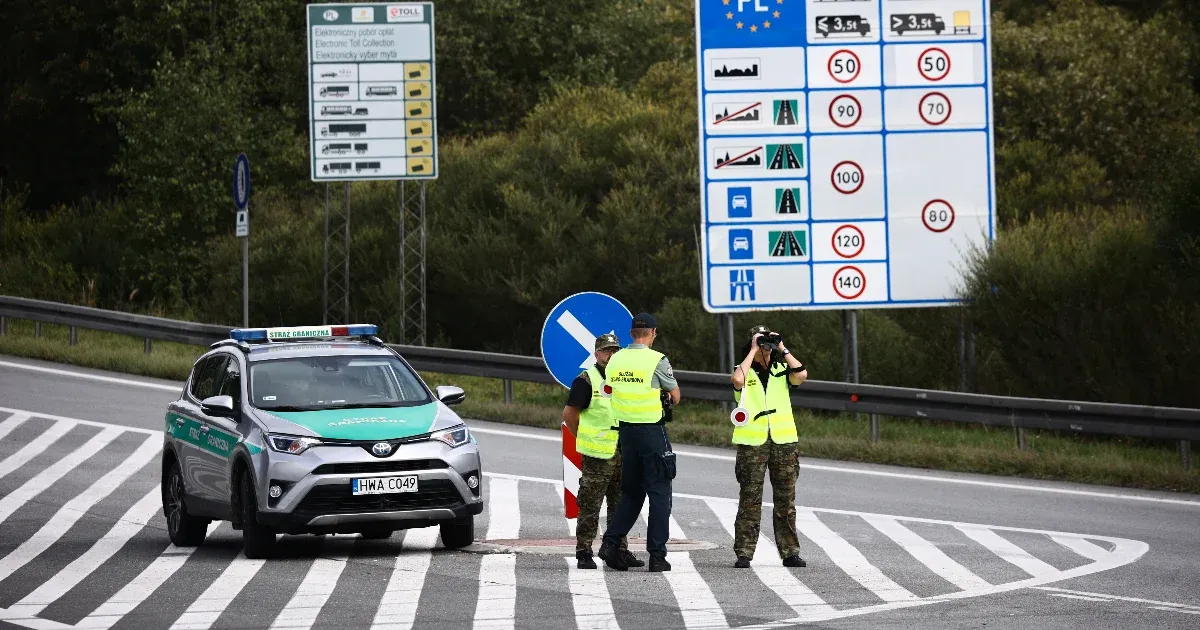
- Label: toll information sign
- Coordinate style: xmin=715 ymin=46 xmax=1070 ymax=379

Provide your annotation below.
xmin=307 ymin=2 xmax=437 ymax=181
xmin=696 ymin=0 xmax=995 ymax=312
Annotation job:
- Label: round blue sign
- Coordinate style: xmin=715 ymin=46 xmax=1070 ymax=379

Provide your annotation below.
xmin=233 ymin=153 xmax=251 ymax=210
xmin=540 ymin=292 xmax=634 ymax=388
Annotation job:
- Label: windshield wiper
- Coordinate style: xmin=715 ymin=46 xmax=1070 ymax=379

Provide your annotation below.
xmin=324 ymin=402 xmax=409 ymax=409
xmin=258 ymin=405 xmax=320 ymax=412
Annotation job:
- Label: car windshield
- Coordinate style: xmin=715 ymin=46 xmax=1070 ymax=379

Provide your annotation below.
xmin=249 ymin=355 xmax=431 ymax=411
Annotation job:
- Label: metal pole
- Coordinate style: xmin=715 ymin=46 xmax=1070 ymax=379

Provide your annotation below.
xmin=344 ymin=182 xmax=351 ymax=322
xmin=849 ymin=310 xmax=859 ymax=384
xmin=725 ymin=314 xmax=735 ymax=374
xmin=0 ymin=316 xmax=6 ymax=336
xmin=716 ymin=316 xmax=726 ymax=373
xmin=1181 ymin=441 xmax=1192 ymax=471
xmin=841 ymin=310 xmax=850 ymax=382
xmin=323 ymin=183 xmax=330 ymax=325
xmin=869 ymin=414 xmax=880 ymax=443
xmin=144 ymin=338 xmax=153 ymax=355
xmin=1017 ymin=427 xmax=1028 ymax=451
xmin=242 ymin=223 xmax=249 ymax=328
xmin=967 ymin=326 xmax=976 ymax=392
xmin=418 ymin=182 xmax=427 ymax=345
xmin=34 ymin=321 xmax=41 ymax=338
xmin=403 ymin=178 xmax=408 ymax=340
xmin=503 ymin=379 xmax=514 ymax=404
xmin=69 ymin=326 xmax=77 ymax=346
xmin=958 ymin=308 xmax=966 ymax=391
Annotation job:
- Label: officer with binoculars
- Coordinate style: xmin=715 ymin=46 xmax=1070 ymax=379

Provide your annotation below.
xmin=729 ymin=324 xmax=808 ymax=569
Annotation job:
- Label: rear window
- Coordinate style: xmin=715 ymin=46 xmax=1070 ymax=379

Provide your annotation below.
xmin=249 ymin=354 xmax=431 ymax=411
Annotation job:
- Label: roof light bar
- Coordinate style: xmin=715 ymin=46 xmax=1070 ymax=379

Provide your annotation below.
xmin=229 ymin=324 xmax=378 ymax=342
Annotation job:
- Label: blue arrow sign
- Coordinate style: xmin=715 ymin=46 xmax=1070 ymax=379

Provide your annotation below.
xmin=233 ymin=153 xmax=251 ymax=211
xmin=540 ymin=292 xmax=634 ymax=388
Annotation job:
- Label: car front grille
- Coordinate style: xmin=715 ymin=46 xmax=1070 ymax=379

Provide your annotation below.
xmin=311 ymin=459 xmax=449 ymax=475
xmin=294 ymin=479 xmax=463 ymax=515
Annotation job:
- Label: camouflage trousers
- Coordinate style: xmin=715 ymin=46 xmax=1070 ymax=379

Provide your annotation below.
xmin=576 ymin=451 xmax=628 ymax=553
xmin=732 ymin=440 xmax=801 ymax=560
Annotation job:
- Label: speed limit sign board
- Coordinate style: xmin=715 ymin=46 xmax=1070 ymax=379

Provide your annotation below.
xmin=695 ymin=0 xmax=995 ymax=312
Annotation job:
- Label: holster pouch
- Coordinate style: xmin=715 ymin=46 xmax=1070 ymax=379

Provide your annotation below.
xmin=658 ymin=451 xmax=677 ymax=480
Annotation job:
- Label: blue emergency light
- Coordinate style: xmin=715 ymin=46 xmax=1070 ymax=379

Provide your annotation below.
xmin=229 ymin=324 xmax=379 ymax=342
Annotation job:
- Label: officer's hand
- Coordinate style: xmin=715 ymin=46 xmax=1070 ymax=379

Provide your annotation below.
xmin=750 ymin=333 xmax=763 ymax=347
xmin=777 ymin=336 xmax=787 ymax=352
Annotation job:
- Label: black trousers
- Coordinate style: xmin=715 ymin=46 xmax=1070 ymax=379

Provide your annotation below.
xmin=601 ymin=422 xmax=676 ymax=558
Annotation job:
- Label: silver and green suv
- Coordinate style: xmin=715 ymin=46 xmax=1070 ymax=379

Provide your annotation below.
xmin=160 ymin=324 xmax=483 ymax=558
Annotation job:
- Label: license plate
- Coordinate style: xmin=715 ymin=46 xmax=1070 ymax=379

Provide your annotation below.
xmin=351 ymin=475 xmax=419 ymax=495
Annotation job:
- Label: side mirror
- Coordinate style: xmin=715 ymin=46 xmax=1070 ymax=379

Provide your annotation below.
xmin=200 ymin=395 xmax=236 ymax=418
xmin=435 ymin=386 xmax=466 ymax=406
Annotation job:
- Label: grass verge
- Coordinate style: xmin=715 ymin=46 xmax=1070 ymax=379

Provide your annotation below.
xmin=2 ymin=319 xmax=1197 ymax=494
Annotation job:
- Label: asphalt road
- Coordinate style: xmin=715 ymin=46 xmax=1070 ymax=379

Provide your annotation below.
xmin=0 ymin=355 xmax=1198 ymax=629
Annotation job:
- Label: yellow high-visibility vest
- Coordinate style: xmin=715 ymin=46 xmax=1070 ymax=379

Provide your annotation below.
xmin=605 ymin=347 xmax=665 ymax=424
xmin=575 ymin=365 xmax=617 ymax=459
xmin=733 ymin=366 xmax=798 ymax=445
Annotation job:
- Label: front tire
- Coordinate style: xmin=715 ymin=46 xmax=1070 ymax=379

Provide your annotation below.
xmin=240 ymin=473 xmax=277 ymax=559
xmin=439 ymin=516 xmax=475 ymax=550
xmin=163 ymin=460 xmax=209 ymax=547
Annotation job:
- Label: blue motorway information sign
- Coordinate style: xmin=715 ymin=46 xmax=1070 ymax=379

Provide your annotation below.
xmin=540 ymin=292 xmax=633 ymax=388
xmin=695 ymin=0 xmax=996 ymax=312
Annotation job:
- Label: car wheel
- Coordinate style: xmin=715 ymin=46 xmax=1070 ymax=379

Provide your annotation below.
xmin=439 ymin=516 xmax=475 ymax=550
xmin=240 ymin=473 xmax=277 ymax=559
xmin=360 ymin=529 xmax=393 ymax=540
xmin=162 ymin=460 xmax=209 ymax=547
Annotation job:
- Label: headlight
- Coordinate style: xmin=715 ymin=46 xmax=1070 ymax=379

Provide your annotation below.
xmin=431 ymin=425 xmax=470 ymax=448
xmin=267 ymin=434 xmax=323 ymax=455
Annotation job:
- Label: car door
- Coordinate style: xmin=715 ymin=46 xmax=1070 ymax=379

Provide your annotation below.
xmin=174 ymin=354 xmax=225 ymax=512
xmin=193 ymin=353 xmax=245 ymax=507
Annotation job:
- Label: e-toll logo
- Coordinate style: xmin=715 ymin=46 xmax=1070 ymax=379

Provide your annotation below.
xmin=388 ymin=4 xmax=424 ymax=21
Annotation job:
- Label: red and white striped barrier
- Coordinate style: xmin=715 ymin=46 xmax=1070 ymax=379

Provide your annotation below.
xmin=561 ymin=422 xmax=582 ymax=519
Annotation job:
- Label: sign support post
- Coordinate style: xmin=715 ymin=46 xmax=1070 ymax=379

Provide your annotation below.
xmin=233 ymin=153 xmax=251 ymax=328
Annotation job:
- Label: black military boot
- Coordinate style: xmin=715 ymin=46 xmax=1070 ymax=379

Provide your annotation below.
xmin=577 ymin=550 xmax=597 ymax=569
xmin=620 ymin=549 xmax=645 ymax=568
xmin=648 ymin=556 xmax=672 ymax=572
xmin=597 ymin=542 xmax=628 ymax=571
xmin=783 ymin=554 xmax=807 ymax=568
xmin=734 ymin=556 xmax=752 ymax=568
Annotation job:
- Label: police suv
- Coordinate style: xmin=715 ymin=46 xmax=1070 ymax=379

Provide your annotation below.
xmin=160 ymin=324 xmax=483 ymax=558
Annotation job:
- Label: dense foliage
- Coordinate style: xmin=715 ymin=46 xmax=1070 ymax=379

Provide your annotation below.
xmin=2 ymin=0 xmax=1199 ymax=405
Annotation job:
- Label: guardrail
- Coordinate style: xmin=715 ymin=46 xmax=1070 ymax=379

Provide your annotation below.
xmin=0 ymin=295 xmax=1194 ymax=469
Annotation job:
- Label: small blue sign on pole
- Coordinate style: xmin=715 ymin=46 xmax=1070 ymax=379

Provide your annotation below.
xmin=233 ymin=153 xmax=251 ymax=211
xmin=540 ymin=292 xmax=634 ymax=388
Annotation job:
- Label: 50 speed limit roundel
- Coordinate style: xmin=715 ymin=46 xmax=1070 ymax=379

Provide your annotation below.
xmin=827 ymin=50 xmax=862 ymax=84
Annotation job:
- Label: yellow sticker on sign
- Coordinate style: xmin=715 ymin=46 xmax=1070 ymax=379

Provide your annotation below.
xmin=407 ymin=139 xmax=432 ymax=156
xmin=405 ymin=100 xmax=432 ymax=119
xmin=407 ymin=120 xmax=432 ymax=137
xmin=405 ymin=81 xmax=431 ymax=99
xmin=407 ymin=157 xmax=433 ymax=175
xmin=404 ymin=63 xmax=430 ymax=81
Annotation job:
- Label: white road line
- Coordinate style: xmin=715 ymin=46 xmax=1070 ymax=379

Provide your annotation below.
xmin=74 ymin=522 xmax=221 ymax=630
xmin=638 ymin=503 xmax=687 ymax=541
xmin=0 ymin=433 xmax=160 ymax=583
xmin=1050 ymin=536 xmax=1114 ymax=564
xmin=705 ymin=499 xmax=835 ymax=620
xmin=0 ymin=419 xmax=74 ymax=480
xmin=565 ymin=558 xmax=619 ymax=630
xmin=863 ymin=516 xmax=992 ymax=592
xmin=1033 ymin=587 xmax=1200 ymax=612
xmin=955 ymin=526 xmax=1059 ymax=579
xmin=269 ymin=538 xmax=353 ymax=630
xmin=660 ymin=517 xmax=729 ymax=630
xmin=475 ymin=477 xmax=520 ymax=629
xmin=797 ymin=508 xmax=919 ymax=603
xmin=0 ymin=361 xmax=183 ymax=392
xmin=0 ymin=406 xmax=159 ymax=436
xmin=0 ymin=425 xmax=124 ymax=527
xmin=1149 ymin=607 xmax=1200 ymax=615
xmin=8 ymin=488 xmax=162 ymax=616
xmin=169 ymin=553 xmax=266 ymax=630
xmin=0 ymin=411 xmax=30 ymax=443
xmin=370 ymin=526 xmax=440 ymax=630
xmin=1050 ymin=593 xmax=1111 ymax=602
xmin=469 ymin=429 xmax=1200 ymax=508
